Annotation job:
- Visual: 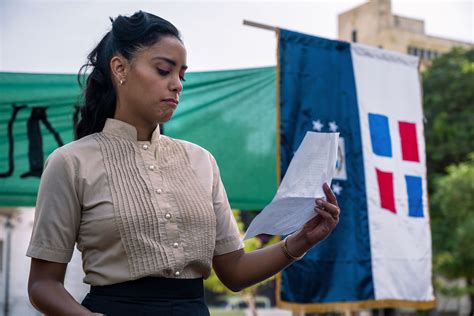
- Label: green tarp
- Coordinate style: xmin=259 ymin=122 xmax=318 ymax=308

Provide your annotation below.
xmin=0 ymin=67 xmax=277 ymax=209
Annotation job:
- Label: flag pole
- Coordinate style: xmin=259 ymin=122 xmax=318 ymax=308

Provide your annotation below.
xmin=243 ymin=18 xmax=287 ymax=315
xmin=243 ymin=20 xmax=277 ymax=32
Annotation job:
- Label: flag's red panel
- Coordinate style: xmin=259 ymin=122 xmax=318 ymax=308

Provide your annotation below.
xmin=398 ymin=121 xmax=419 ymax=162
xmin=376 ymin=169 xmax=396 ymax=213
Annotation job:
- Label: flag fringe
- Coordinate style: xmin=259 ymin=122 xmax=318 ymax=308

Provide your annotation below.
xmin=275 ymin=273 xmax=436 ymax=313
xmin=276 ymin=298 xmax=436 ymax=313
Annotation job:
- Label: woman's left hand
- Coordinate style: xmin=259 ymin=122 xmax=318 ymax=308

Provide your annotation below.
xmin=288 ymin=183 xmax=340 ymax=256
xmin=213 ymin=182 xmax=340 ymax=290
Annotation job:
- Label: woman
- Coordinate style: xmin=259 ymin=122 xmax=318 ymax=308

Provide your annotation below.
xmin=27 ymin=11 xmax=340 ymax=315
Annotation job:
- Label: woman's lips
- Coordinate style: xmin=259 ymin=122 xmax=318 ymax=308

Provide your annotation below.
xmin=162 ymin=99 xmax=178 ymax=108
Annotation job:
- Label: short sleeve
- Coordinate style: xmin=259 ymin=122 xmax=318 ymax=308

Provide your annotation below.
xmin=210 ymin=154 xmax=244 ymax=256
xmin=26 ymin=148 xmax=81 ymax=263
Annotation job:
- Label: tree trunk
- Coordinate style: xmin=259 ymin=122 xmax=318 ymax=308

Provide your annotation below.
xmin=244 ymin=289 xmax=258 ymax=316
xmin=468 ymin=278 xmax=474 ymax=316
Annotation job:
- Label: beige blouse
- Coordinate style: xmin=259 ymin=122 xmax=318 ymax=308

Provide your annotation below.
xmin=27 ymin=119 xmax=243 ymax=286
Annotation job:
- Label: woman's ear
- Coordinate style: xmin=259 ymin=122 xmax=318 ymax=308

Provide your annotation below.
xmin=110 ymin=55 xmax=128 ymax=86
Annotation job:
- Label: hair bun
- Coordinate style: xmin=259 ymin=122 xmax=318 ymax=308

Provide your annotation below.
xmin=112 ymin=11 xmax=149 ymax=43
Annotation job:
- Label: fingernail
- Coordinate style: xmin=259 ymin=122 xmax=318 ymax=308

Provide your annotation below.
xmin=317 ymin=199 xmax=323 ymax=205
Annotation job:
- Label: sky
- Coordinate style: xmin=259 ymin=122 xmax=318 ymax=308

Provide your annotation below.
xmin=0 ymin=0 xmax=472 ymax=74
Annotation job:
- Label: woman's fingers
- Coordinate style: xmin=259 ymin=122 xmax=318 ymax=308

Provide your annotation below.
xmin=305 ymin=211 xmax=323 ymax=230
xmin=303 ymin=183 xmax=341 ymax=242
xmin=304 ymin=207 xmax=338 ymax=242
xmin=315 ymin=207 xmax=336 ymax=222
xmin=323 ymin=183 xmax=338 ymax=206
xmin=316 ymin=198 xmax=340 ymax=220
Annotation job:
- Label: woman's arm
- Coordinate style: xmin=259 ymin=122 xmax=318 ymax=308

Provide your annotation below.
xmin=213 ymin=183 xmax=340 ymax=292
xmin=28 ymin=258 xmax=100 ymax=316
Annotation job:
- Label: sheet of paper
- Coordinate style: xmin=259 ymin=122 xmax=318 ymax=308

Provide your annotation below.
xmin=243 ymin=132 xmax=339 ymax=240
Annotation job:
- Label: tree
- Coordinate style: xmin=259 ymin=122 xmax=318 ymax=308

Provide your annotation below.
xmin=424 ymin=47 xmax=474 ymax=314
xmin=423 ymin=47 xmax=474 ymax=186
xmin=204 ymin=210 xmax=278 ymax=316
xmin=431 ymin=154 xmax=474 ymax=315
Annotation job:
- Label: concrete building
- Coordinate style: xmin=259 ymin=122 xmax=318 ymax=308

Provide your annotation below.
xmin=338 ymin=0 xmax=473 ymax=70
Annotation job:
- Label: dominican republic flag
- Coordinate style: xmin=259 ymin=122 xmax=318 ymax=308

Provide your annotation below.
xmin=276 ymin=29 xmax=435 ymax=312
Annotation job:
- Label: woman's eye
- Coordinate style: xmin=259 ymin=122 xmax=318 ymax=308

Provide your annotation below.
xmin=157 ymin=69 xmax=170 ymax=76
xmin=180 ymin=76 xmax=186 ymax=82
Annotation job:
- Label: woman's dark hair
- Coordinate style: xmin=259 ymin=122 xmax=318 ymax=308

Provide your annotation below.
xmin=75 ymin=11 xmax=181 ymax=139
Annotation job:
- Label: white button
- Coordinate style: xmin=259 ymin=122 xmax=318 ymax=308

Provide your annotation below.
xmin=173 ymin=242 xmax=179 ymax=248
xmin=174 ymin=270 xmax=180 ymax=277
xmin=148 ymin=165 xmax=155 ymax=171
xmin=142 ymin=144 xmax=149 ymax=150
xmin=165 ymin=213 xmax=171 ymax=220
xmin=156 ymin=188 xmax=162 ymax=194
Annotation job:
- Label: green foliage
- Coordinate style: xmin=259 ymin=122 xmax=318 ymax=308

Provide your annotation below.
xmin=433 ymin=279 xmax=474 ymax=298
xmin=423 ymin=47 xmax=474 ymax=312
xmin=431 ymin=154 xmax=474 ymax=292
xmin=423 ymin=47 xmax=474 ymax=185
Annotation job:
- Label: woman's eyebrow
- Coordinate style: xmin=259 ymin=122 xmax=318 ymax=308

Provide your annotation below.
xmin=152 ymin=56 xmax=188 ymax=70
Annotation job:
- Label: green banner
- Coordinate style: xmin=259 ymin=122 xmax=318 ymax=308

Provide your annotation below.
xmin=0 ymin=67 xmax=277 ymax=209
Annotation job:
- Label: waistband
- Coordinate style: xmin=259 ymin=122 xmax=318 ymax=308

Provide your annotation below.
xmin=90 ymin=277 xmax=204 ymax=299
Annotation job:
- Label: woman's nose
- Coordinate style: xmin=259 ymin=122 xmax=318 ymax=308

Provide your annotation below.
xmin=170 ymin=76 xmax=183 ymax=93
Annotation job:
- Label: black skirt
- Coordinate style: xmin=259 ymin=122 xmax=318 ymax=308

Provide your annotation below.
xmin=81 ymin=277 xmax=210 ymax=316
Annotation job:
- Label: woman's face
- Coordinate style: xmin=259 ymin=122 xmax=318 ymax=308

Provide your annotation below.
xmin=114 ymin=35 xmax=187 ymax=127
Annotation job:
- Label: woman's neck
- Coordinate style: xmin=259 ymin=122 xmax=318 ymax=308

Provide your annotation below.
xmin=113 ymin=114 xmax=156 ymax=141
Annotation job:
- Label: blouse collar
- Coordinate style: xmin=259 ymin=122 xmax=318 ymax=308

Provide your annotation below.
xmin=102 ymin=118 xmax=161 ymax=143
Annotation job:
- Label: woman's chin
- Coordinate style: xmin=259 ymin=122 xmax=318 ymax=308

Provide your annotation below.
xmin=156 ymin=112 xmax=174 ymax=125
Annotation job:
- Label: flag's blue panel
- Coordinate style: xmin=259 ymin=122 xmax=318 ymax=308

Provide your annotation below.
xmin=405 ymin=175 xmax=424 ymax=217
xmin=279 ymin=29 xmax=374 ymax=303
xmin=368 ymin=113 xmax=392 ymax=157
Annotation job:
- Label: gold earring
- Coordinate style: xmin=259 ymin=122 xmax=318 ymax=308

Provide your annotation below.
xmin=119 ymin=79 xmax=124 ymax=86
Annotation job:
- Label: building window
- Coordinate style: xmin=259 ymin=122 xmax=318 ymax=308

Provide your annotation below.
xmin=407 ymin=46 xmax=441 ymax=60
xmin=394 ymin=16 xmax=400 ymax=26
xmin=426 ymin=50 xmax=432 ymax=60
xmin=352 ymin=30 xmax=357 ymax=43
